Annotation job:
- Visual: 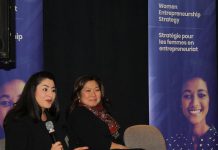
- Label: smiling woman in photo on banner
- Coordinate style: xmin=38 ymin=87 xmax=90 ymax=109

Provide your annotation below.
xmin=148 ymin=0 xmax=217 ymax=150
xmin=165 ymin=71 xmax=218 ymax=149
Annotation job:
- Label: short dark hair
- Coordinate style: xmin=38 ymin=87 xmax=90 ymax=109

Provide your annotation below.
xmin=4 ymin=71 xmax=60 ymax=124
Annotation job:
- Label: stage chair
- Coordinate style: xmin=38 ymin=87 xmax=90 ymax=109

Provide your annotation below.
xmin=123 ymin=125 xmax=166 ymax=150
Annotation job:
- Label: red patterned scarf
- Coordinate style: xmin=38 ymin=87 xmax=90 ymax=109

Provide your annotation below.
xmin=80 ymin=103 xmax=120 ymax=139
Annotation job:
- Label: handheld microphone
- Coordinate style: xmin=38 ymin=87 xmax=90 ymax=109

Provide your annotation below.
xmin=45 ymin=121 xmax=57 ymax=143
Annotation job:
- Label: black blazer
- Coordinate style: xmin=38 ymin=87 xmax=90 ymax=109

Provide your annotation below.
xmin=4 ymin=113 xmax=68 ymax=150
xmin=67 ymin=106 xmax=120 ymax=150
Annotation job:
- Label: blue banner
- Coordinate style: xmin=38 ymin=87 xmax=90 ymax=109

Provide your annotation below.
xmin=149 ymin=0 xmax=217 ymax=149
xmin=0 ymin=0 xmax=43 ymax=139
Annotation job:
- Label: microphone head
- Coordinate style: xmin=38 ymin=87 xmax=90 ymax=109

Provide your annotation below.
xmin=45 ymin=121 xmax=55 ymax=133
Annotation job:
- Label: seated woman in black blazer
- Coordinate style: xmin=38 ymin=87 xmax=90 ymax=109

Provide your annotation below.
xmin=4 ymin=71 xmax=88 ymax=150
xmin=67 ymin=75 xmax=128 ymax=150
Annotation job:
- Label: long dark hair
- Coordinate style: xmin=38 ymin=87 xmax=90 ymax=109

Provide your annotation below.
xmin=4 ymin=71 xmax=60 ymax=125
xmin=177 ymin=72 xmax=216 ymax=131
xmin=69 ymin=75 xmax=106 ymax=112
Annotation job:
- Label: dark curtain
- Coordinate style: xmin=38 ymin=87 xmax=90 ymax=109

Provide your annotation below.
xmin=43 ymin=0 xmax=148 ymax=133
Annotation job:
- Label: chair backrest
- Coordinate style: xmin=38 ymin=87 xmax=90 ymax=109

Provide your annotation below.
xmin=123 ymin=125 xmax=166 ymax=150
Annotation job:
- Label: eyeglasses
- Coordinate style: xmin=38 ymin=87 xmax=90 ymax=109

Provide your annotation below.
xmin=0 ymin=95 xmax=14 ymax=107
